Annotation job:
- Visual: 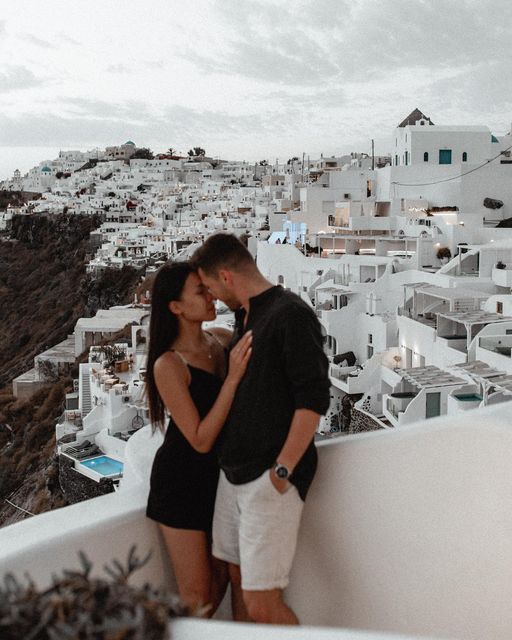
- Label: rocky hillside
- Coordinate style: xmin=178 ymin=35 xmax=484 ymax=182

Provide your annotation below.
xmin=0 ymin=213 xmax=144 ymax=527
xmin=0 ymin=190 xmax=40 ymax=210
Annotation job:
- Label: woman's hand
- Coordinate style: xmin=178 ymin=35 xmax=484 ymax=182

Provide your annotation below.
xmin=226 ymin=331 xmax=253 ymax=384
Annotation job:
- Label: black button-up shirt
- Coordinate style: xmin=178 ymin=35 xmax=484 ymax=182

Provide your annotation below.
xmin=219 ymin=285 xmax=331 ymax=500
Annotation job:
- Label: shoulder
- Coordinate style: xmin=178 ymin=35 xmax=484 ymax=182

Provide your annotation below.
xmin=207 ymin=326 xmax=233 ymax=348
xmin=277 ymin=290 xmax=317 ymax=322
xmin=154 ymin=350 xmax=189 ymax=382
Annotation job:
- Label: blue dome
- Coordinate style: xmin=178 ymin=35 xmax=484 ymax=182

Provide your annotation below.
xmin=41 ymin=166 xmax=51 ymax=173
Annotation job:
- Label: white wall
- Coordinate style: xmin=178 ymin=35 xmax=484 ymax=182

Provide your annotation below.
xmin=483 ymin=296 xmax=512 ymax=315
xmin=3 ymin=406 xmax=512 ymax=639
xmin=398 ymin=316 xmax=466 ymax=369
xmin=288 ymin=404 xmax=512 ymax=639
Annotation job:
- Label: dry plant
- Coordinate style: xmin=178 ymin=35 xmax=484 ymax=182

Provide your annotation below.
xmin=0 ymin=545 xmax=187 ymax=639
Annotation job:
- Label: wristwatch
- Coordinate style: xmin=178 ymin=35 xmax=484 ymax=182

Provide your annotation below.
xmin=273 ymin=462 xmax=291 ymax=480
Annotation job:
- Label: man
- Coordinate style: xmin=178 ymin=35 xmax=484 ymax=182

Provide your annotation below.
xmin=191 ymin=233 xmax=330 ymax=625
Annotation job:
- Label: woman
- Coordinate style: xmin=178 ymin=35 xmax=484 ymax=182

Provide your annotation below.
xmin=145 ymin=261 xmax=252 ymax=615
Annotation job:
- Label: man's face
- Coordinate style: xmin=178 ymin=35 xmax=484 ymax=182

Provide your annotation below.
xmin=198 ymin=267 xmax=241 ymax=311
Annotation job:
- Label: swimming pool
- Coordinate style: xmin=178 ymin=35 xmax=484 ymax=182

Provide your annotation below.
xmin=453 ymin=394 xmax=482 ymax=402
xmin=80 ymin=456 xmax=124 ymax=476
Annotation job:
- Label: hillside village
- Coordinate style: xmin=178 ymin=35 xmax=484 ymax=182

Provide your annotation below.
xmin=3 ymin=108 xmax=512 ymax=514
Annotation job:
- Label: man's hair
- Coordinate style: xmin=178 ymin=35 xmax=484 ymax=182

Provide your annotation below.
xmin=191 ymin=233 xmax=256 ymax=275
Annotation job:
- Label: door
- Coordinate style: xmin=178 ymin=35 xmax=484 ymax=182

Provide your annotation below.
xmin=426 ymin=392 xmax=441 ymax=418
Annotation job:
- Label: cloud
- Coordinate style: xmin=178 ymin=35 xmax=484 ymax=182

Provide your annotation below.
xmin=424 ymin=61 xmax=512 ymax=129
xmin=106 ymin=64 xmax=130 ymax=74
xmin=180 ymin=0 xmax=348 ymax=86
xmin=0 ymin=66 xmax=42 ymax=93
xmin=144 ymin=59 xmax=165 ymax=70
xmin=59 ymin=97 xmax=154 ymax=123
xmin=0 ymin=103 xmax=274 ymax=149
xmin=21 ymin=34 xmax=55 ymax=49
xmin=58 ymin=33 xmax=81 ymax=46
xmin=181 ymin=0 xmax=512 ymax=90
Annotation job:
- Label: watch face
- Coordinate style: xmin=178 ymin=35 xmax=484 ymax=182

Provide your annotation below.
xmin=276 ymin=465 xmax=288 ymax=479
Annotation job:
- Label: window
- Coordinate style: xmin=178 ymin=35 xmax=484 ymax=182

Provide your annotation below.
xmin=497 ymin=301 xmax=503 ymax=314
xmin=368 ymin=333 xmax=373 ymax=344
xmin=367 ymin=345 xmax=374 ymax=359
xmin=424 ymin=152 xmax=429 ymax=162
xmin=439 ymin=149 xmax=452 ymax=165
xmin=395 ymin=154 xmax=399 ymax=166
xmin=405 ymin=151 xmax=409 ymax=166
xmin=462 ymin=152 xmax=468 ymax=162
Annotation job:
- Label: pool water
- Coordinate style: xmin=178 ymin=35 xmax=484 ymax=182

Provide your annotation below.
xmin=454 ymin=394 xmax=482 ymax=402
xmin=80 ymin=456 xmax=124 ymax=476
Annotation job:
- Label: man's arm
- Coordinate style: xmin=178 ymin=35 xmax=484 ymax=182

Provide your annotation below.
xmin=270 ymin=304 xmax=331 ymax=492
xmin=270 ymin=408 xmax=321 ymax=493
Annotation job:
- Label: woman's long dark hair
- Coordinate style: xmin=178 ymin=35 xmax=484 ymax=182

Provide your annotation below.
xmin=145 ymin=261 xmax=193 ymax=432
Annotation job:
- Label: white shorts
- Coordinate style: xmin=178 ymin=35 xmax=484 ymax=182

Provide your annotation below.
xmin=212 ymin=469 xmax=304 ymax=591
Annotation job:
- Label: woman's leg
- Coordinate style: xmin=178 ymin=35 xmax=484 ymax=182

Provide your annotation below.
xmin=159 ymin=524 xmax=215 ymax=615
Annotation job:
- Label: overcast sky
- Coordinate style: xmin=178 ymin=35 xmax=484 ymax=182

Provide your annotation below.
xmin=1 ymin=0 xmax=512 ymax=178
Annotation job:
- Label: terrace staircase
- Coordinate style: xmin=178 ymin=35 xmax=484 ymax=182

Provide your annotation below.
xmin=80 ymin=367 xmax=92 ymax=417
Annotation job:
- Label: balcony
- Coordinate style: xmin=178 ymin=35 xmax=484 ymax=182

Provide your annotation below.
xmin=492 ymin=267 xmax=512 ymax=288
xmin=329 ymin=363 xmax=360 ymax=382
xmin=479 ymin=336 xmax=512 ymax=358
xmin=57 ymin=410 xmax=83 ymax=427
xmin=383 ymin=392 xmax=418 ymax=425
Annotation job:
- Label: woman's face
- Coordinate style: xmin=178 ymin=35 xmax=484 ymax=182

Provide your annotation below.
xmin=171 ymin=271 xmax=216 ymax=322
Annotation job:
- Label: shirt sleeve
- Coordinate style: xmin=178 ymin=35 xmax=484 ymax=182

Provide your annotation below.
xmin=282 ymin=303 xmax=331 ymax=415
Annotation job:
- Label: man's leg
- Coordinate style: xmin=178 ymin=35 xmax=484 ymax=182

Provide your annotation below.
xmin=211 ymin=472 xmax=246 ymax=620
xmin=243 ymin=588 xmax=298 ymax=625
xmin=238 ymin=471 xmax=304 ymax=625
xmin=228 ymin=563 xmax=252 ymax=622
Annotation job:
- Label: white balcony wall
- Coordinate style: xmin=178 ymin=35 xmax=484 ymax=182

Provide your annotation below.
xmin=95 ymin=428 xmax=127 ymax=459
xmin=492 ymin=267 xmax=512 ymax=288
xmin=475 ymin=344 xmax=512 ymax=374
xmin=347 ymin=217 xmax=393 ymax=232
xmin=398 ymin=316 xmax=467 ymax=369
xmin=447 ymin=388 xmax=482 ymax=415
xmin=3 ymin=407 xmax=512 ymax=638
xmin=81 ymin=404 xmax=105 ymax=436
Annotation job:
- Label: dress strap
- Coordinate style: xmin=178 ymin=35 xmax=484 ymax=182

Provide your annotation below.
xmin=169 ymin=349 xmax=192 ymax=386
xmin=170 ymin=349 xmax=189 ymax=366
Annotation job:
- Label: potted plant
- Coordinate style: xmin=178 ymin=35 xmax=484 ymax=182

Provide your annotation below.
xmin=0 ymin=547 xmax=188 ymax=639
xmin=495 ymin=260 xmax=507 ymax=270
xmin=436 ymin=246 xmax=452 ymax=263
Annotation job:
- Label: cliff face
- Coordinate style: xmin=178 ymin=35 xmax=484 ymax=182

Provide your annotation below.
xmin=0 ymin=213 xmax=143 ymax=527
xmin=0 ymin=213 xmax=101 ymax=387
xmin=0 ymin=213 xmax=142 ymax=387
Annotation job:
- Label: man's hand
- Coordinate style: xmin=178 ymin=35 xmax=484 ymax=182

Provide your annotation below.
xmin=268 ymin=469 xmax=291 ymax=494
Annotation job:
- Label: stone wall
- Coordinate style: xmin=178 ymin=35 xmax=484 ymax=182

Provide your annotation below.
xmin=348 ymin=408 xmax=387 ymax=434
xmin=59 ymin=455 xmax=114 ymax=504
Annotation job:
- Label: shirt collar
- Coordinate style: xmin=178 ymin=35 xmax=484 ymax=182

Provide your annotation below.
xmin=248 ymin=285 xmax=282 ymax=310
xmin=233 ymin=286 xmax=282 ymax=327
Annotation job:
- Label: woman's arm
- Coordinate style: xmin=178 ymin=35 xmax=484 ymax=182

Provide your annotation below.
xmin=154 ymin=331 xmax=252 ymax=453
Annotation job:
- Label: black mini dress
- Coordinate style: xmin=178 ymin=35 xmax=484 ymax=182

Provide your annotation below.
xmin=146 ymin=364 xmax=223 ymax=534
